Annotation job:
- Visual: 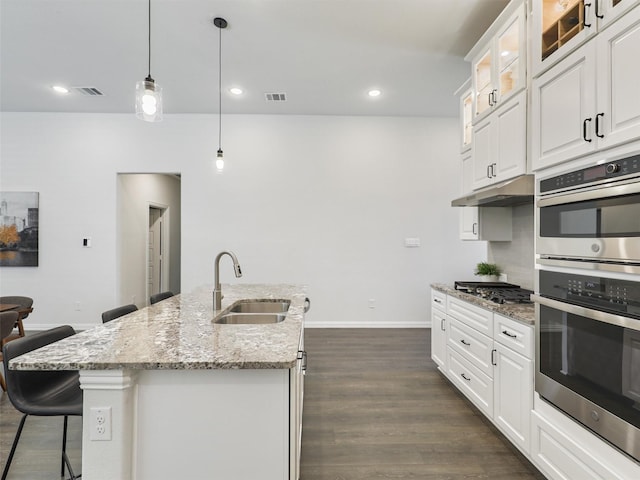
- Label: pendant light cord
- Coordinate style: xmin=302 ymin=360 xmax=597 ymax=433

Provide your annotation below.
xmin=147 ymin=0 xmax=152 ymax=78
xmin=218 ymin=23 xmax=222 ymax=151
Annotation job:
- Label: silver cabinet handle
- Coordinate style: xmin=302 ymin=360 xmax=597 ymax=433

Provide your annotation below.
xmin=491 ymin=349 xmax=497 ymax=366
xmin=472 ymin=222 xmax=478 ymax=235
xmin=441 ymin=318 xmax=446 ymax=331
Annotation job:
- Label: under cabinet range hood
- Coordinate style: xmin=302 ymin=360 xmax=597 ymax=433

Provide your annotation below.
xmin=451 ymin=175 xmax=534 ymax=207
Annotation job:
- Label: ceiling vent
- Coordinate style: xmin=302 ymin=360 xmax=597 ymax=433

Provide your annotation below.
xmin=73 ymin=86 xmax=104 ymax=96
xmin=265 ymin=92 xmax=287 ymax=102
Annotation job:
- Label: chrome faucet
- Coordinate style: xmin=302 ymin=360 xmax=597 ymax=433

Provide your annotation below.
xmin=214 ymin=251 xmax=242 ymax=310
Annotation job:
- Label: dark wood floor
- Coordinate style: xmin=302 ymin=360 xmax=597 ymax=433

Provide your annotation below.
xmin=0 ymin=328 xmax=546 ymax=479
xmin=299 ymin=328 xmax=546 ymax=480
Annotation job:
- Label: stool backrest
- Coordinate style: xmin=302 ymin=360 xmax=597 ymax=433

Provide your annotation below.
xmin=2 ymin=325 xmax=78 ymax=414
xmin=101 ymin=304 xmax=138 ymax=323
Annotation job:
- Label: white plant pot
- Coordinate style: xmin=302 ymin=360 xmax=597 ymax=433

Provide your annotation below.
xmin=478 ymin=275 xmax=499 ymax=282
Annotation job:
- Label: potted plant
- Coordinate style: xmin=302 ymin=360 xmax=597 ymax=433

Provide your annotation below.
xmin=475 ymin=262 xmax=501 ymax=282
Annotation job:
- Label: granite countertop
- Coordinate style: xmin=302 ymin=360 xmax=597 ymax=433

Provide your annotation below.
xmin=431 ymin=283 xmax=535 ymax=325
xmin=10 ymin=284 xmax=308 ymax=371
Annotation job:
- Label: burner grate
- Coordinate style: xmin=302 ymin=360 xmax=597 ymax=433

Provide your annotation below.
xmin=454 ymin=281 xmax=533 ymax=304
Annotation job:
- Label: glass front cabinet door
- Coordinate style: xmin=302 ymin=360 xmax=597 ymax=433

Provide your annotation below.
xmin=532 ymin=0 xmax=639 ymax=77
xmin=471 ymin=2 xmax=526 ymax=122
xmin=455 ymin=79 xmax=473 ymax=152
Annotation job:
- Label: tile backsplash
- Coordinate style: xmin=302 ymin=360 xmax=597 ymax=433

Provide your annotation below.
xmin=488 ymin=203 xmax=534 ymax=290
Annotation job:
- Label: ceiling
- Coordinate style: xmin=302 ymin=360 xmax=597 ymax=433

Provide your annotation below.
xmin=0 ymin=0 xmax=510 ymax=117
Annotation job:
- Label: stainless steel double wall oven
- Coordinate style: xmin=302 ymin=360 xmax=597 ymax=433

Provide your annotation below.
xmin=534 ymin=154 xmax=640 ymax=462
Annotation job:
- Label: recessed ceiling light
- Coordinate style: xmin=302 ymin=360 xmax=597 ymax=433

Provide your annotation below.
xmin=368 ymin=89 xmax=381 ymax=97
xmin=229 ymin=87 xmax=243 ymax=95
xmin=52 ymin=85 xmax=70 ymax=94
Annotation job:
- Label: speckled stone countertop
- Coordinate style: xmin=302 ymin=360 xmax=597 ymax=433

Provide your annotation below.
xmin=10 ymin=284 xmax=308 ymax=371
xmin=431 ymin=283 xmax=535 ymax=325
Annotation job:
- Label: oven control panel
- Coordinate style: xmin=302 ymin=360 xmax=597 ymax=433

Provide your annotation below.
xmin=540 ymin=154 xmax=640 ymax=193
xmin=540 ymin=270 xmax=640 ymax=318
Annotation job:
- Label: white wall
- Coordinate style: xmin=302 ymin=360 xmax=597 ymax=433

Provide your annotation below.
xmin=0 ymin=112 xmax=485 ymax=329
xmin=118 ymin=174 xmax=181 ymax=308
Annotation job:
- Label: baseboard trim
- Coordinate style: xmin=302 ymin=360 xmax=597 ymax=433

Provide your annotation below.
xmin=306 ymin=321 xmax=431 ymax=328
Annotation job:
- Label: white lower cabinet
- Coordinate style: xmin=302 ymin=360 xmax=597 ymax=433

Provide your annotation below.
xmin=430 ymin=289 xmax=447 ymax=371
xmin=289 ymin=330 xmax=305 ymax=480
xmin=493 ymin=342 xmax=532 ymax=454
xmin=432 ymin=290 xmax=640 ymax=478
xmin=531 ymin=393 xmax=640 ymax=480
xmin=447 ymin=346 xmax=494 ymax=417
xmin=436 ymin=293 xmax=534 ymax=457
xmin=493 ymin=314 xmax=533 ymax=455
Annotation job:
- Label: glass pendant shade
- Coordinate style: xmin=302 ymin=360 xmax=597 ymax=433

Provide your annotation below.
xmin=135 ymin=77 xmax=163 ymax=122
xmin=216 ymin=148 xmax=225 ymax=172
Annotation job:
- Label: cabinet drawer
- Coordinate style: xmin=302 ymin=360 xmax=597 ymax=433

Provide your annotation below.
xmin=448 ymin=317 xmax=494 ymax=378
xmin=431 ymin=289 xmax=446 ymax=313
xmin=531 ymin=411 xmax=624 ymax=480
xmin=447 ymin=296 xmax=493 ymax=335
xmin=494 ymin=314 xmax=533 ymax=360
xmin=447 ymin=348 xmax=493 ymax=418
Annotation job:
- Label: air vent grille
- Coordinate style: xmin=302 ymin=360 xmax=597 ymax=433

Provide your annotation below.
xmin=73 ymin=86 xmax=104 ymax=96
xmin=265 ymin=92 xmax=287 ymax=102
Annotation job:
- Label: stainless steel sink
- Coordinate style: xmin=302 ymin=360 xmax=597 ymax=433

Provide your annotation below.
xmin=214 ymin=313 xmax=286 ymax=324
xmin=230 ymin=300 xmax=290 ymax=314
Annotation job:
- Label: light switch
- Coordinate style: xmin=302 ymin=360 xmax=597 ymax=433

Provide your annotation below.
xmin=83 ymin=237 xmax=92 ymax=248
xmin=404 ymin=237 xmax=421 ymax=247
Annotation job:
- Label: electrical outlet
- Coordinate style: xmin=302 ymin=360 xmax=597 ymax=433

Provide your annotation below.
xmin=90 ymin=406 xmax=112 ymax=441
xmin=368 ymin=299 xmax=376 ymax=309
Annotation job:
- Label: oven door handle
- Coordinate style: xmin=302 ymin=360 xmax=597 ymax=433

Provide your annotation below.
xmin=537 ymin=178 xmax=640 ymax=207
xmin=531 ymin=294 xmax=640 ymax=331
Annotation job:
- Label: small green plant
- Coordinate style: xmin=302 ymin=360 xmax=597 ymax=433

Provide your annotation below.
xmin=475 ymin=262 xmax=501 ymax=276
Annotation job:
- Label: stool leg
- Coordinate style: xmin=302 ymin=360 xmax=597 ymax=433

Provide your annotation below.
xmin=2 ymin=414 xmax=27 ymax=480
xmin=62 ymin=415 xmax=68 ymax=477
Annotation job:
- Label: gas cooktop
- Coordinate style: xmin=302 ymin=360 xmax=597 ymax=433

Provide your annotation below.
xmin=454 ymin=281 xmax=534 ymax=305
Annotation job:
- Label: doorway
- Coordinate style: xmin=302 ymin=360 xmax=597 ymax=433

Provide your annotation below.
xmin=117 ymin=173 xmax=181 ymax=308
xmin=148 ymin=206 xmax=166 ymax=299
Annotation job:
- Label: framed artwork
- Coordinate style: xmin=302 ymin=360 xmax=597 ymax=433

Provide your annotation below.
xmin=0 ymin=192 xmax=39 ymax=267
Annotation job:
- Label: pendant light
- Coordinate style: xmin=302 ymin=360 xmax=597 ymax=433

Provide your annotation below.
xmin=214 ymin=17 xmax=227 ymax=172
xmin=136 ymin=0 xmax=163 ymax=122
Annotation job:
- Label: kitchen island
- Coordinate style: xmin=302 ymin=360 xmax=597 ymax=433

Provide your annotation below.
xmin=10 ymin=284 xmax=308 ymax=480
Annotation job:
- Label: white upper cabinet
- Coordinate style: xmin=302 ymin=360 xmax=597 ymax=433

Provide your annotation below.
xmin=455 ymin=79 xmax=473 ymax=153
xmin=470 ymin=1 xmax=526 ymax=123
xmin=473 ymin=91 xmax=527 ymax=188
xmin=532 ymin=0 xmax=640 ymax=78
xmin=596 ymin=5 xmax=640 ymax=149
xmin=532 ymin=4 xmax=640 ymax=170
xmin=531 ymin=41 xmax=597 ymax=170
